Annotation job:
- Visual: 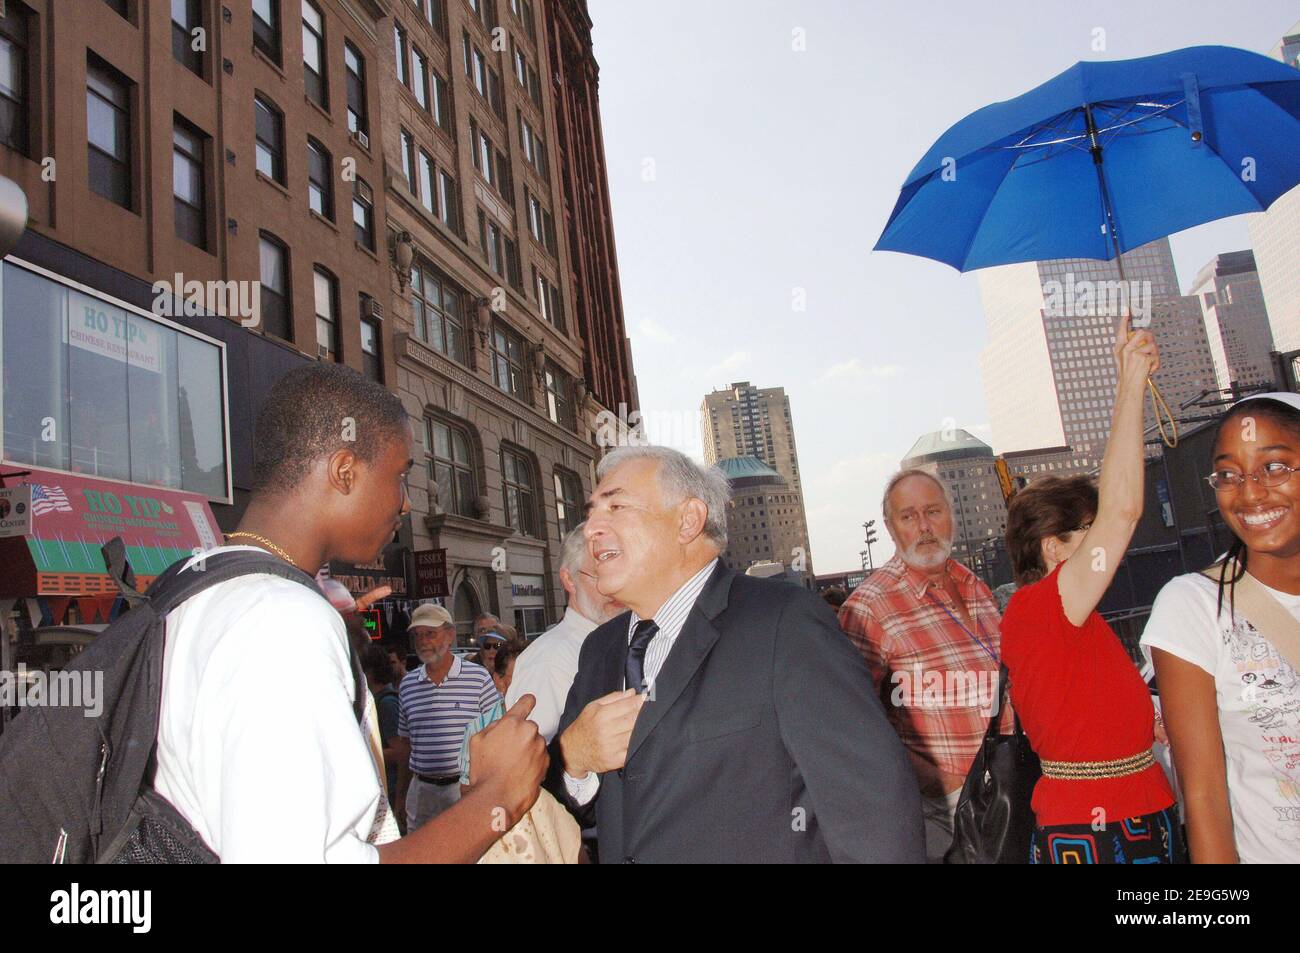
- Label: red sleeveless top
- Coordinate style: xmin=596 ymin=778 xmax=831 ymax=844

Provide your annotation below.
xmin=1001 ymin=564 xmax=1175 ymax=827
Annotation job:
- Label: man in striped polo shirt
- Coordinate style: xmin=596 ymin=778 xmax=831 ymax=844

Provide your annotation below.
xmin=395 ymin=604 xmax=501 ymax=831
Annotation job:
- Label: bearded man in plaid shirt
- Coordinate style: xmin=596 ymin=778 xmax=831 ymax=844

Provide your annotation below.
xmin=838 ymin=469 xmax=1011 ymax=863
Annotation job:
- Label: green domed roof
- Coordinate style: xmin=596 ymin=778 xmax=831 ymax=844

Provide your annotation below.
xmin=716 ymin=456 xmax=786 ymax=487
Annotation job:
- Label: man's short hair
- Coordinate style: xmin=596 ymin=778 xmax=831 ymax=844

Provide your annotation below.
xmin=361 ymin=642 xmax=393 ymax=686
xmin=474 ymin=612 xmax=499 ymax=626
xmin=559 ymin=523 xmax=587 ymax=578
xmin=253 ymin=363 xmax=409 ymax=495
xmin=596 ymin=445 xmax=730 ymax=549
xmin=881 ymin=468 xmax=952 ymax=521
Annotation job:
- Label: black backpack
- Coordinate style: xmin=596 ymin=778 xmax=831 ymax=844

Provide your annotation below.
xmin=0 ymin=539 xmax=364 ymax=864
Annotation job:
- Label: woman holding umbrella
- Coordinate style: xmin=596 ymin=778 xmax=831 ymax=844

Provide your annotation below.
xmin=1144 ymin=393 xmax=1300 ymax=863
xmin=1000 ymin=319 xmax=1180 ymax=864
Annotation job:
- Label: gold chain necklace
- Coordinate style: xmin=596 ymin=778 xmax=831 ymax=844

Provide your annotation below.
xmin=224 ymin=531 xmax=300 ymax=568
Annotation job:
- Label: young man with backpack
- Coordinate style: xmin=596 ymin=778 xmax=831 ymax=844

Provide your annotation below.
xmin=0 ymin=363 xmax=547 ymax=863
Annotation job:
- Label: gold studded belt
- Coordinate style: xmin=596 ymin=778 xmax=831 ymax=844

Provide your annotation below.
xmin=1039 ymin=750 xmax=1155 ymax=781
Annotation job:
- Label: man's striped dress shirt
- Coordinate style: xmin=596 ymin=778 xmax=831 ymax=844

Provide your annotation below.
xmin=398 ymin=655 xmax=500 ymax=777
xmin=563 ymin=558 xmax=720 ymax=805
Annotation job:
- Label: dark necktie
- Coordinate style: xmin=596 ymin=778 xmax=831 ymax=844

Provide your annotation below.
xmin=625 ymin=619 xmax=659 ymax=694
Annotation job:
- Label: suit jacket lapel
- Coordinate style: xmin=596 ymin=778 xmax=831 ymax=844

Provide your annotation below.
xmin=625 ymin=563 xmax=734 ymax=763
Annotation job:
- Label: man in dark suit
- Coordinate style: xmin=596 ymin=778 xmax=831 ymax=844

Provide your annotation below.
xmin=553 ymin=445 xmax=924 ymax=863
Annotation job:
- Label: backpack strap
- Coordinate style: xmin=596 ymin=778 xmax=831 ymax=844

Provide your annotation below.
xmin=147 ymin=549 xmax=367 ymax=724
xmin=1199 ymin=559 xmax=1300 ymax=674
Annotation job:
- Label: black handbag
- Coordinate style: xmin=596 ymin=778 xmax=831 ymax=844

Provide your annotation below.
xmin=944 ymin=666 xmax=1041 ymax=864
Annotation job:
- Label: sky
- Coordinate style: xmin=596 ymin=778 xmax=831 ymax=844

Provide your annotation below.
xmin=587 ymin=0 xmax=1298 ymax=575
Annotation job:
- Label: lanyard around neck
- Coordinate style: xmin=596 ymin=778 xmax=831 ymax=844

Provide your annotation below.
xmin=926 ymin=590 xmax=999 ymax=665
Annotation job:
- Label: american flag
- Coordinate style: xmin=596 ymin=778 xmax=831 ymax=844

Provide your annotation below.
xmin=31 ymin=484 xmax=73 ymax=516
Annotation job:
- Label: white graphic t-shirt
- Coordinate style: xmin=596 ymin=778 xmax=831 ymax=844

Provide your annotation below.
xmin=1142 ymin=571 xmax=1300 ymax=863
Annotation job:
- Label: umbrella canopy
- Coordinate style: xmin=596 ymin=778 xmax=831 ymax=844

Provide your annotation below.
xmin=875 ymin=46 xmax=1300 ymax=272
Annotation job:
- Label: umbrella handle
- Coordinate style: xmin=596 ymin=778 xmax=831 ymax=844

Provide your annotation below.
xmin=1148 ymin=377 xmax=1179 ymax=448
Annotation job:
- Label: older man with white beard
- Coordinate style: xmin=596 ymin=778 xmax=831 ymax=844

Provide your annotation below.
xmin=838 ymin=469 xmax=1008 ymax=863
xmin=505 ymin=524 xmax=624 ymax=743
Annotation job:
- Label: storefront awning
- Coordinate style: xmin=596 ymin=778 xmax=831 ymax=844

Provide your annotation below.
xmin=0 ymin=466 xmax=222 ymax=597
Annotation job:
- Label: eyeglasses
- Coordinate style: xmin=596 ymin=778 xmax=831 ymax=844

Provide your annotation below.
xmin=1206 ymin=462 xmax=1300 ymax=491
xmin=579 ymin=570 xmax=598 ymax=581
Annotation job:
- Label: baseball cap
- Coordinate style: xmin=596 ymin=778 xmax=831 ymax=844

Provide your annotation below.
xmin=409 ymin=603 xmax=454 ymax=629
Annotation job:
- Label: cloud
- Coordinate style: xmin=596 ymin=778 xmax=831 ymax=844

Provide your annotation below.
xmin=815 ymin=358 xmax=904 ymax=384
xmin=703 ymin=349 xmax=751 ymax=379
xmin=635 ymin=318 xmax=677 ymax=345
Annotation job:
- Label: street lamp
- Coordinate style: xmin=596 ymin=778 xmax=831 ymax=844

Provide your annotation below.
xmin=863 ymin=520 xmax=878 ymax=572
xmin=0 ymin=175 xmax=28 ymax=258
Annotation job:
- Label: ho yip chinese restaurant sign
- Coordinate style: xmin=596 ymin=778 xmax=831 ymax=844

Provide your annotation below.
xmin=0 ymin=466 xmax=222 ymax=597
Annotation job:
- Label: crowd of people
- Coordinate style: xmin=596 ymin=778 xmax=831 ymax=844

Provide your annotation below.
xmin=112 ymin=327 xmax=1300 ymax=862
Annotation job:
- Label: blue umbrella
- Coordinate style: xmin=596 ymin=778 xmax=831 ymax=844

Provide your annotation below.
xmin=875 ymin=45 xmax=1300 ymax=444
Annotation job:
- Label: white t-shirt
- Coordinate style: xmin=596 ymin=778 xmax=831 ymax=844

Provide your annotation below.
xmin=153 ymin=546 xmax=383 ymax=863
xmin=505 ymin=606 xmax=596 ymax=743
xmin=1142 ymin=571 xmax=1300 ymax=863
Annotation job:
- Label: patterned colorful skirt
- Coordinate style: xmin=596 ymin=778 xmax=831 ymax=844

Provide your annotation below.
xmin=1029 ymin=807 xmax=1185 ymax=864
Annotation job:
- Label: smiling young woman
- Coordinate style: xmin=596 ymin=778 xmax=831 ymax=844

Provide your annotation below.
xmin=1143 ymin=393 xmax=1300 ymax=864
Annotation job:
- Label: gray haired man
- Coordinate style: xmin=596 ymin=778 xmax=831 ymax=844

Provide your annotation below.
xmin=551 ymin=445 xmax=923 ymax=862
xmin=505 ymin=523 xmax=625 ymax=743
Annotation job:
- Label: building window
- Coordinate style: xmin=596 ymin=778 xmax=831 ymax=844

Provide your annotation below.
xmin=518 ymin=112 xmax=547 ymax=177
xmin=345 ymin=42 xmax=368 ymax=137
xmin=438 ymin=170 xmax=459 ymax=231
xmin=410 ymin=261 xmax=467 ymax=364
xmin=0 ymin=261 xmax=229 ymax=499
xmin=400 ymin=128 xmax=416 ymax=193
xmin=534 ymin=268 xmax=564 ymax=333
xmin=554 ymin=468 xmax=582 ymax=539
xmin=526 ymin=189 xmax=550 ymax=246
xmin=172 ymin=118 xmax=207 ymax=249
xmin=253 ymin=0 xmax=281 ymax=63
xmin=352 ymin=177 xmax=374 ymax=249
xmin=502 ymin=447 xmax=537 ymax=536
xmin=545 ymin=361 xmax=574 ymax=429
xmin=307 ymin=138 xmax=333 ymax=220
xmin=259 ymin=233 xmax=290 ymax=340
xmin=491 ymin=321 xmax=526 ymax=399
xmin=478 ymin=209 xmax=504 ymax=277
xmin=419 ymin=150 xmax=436 ymax=215
xmin=313 ymin=267 xmax=338 ymax=358
xmin=360 ymin=305 xmax=382 ymax=383
xmin=432 ymin=71 xmax=449 ymax=130
xmin=301 ymin=1 xmax=327 ymax=108
xmin=395 ymin=24 xmax=409 ymax=86
xmin=172 ymin=0 xmax=203 ymax=76
xmin=0 ymin=3 xmax=32 ymax=156
xmin=427 ymin=418 xmax=477 ymax=518
xmin=102 ymin=0 xmax=130 ymax=17
xmin=412 ymin=46 xmax=429 ymax=111
xmin=87 ymin=57 xmax=132 ymax=209
xmin=254 ymin=94 xmax=285 ymax=183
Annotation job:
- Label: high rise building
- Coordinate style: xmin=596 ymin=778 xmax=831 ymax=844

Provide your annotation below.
xmin=978 ymin=237 xmax=1218 ymax=463
xmin=899 ymin=430 xmax=1006 ymax=574
xmin=1189 ymin=250 xmax=1275 ymax=392
xmin=0 ymin=0 xmax=637 ymax=642
xmin=701 ymin=381 xmax=812 ymax=577
xmin=1248 ymin=22 xmax=1300 ymax=356
xmin=382 ymin=0 xmax=636 ymax=638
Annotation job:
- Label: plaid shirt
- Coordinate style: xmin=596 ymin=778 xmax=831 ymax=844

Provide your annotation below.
xmin=838 ymin=554 xmax=1007 ymax=783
